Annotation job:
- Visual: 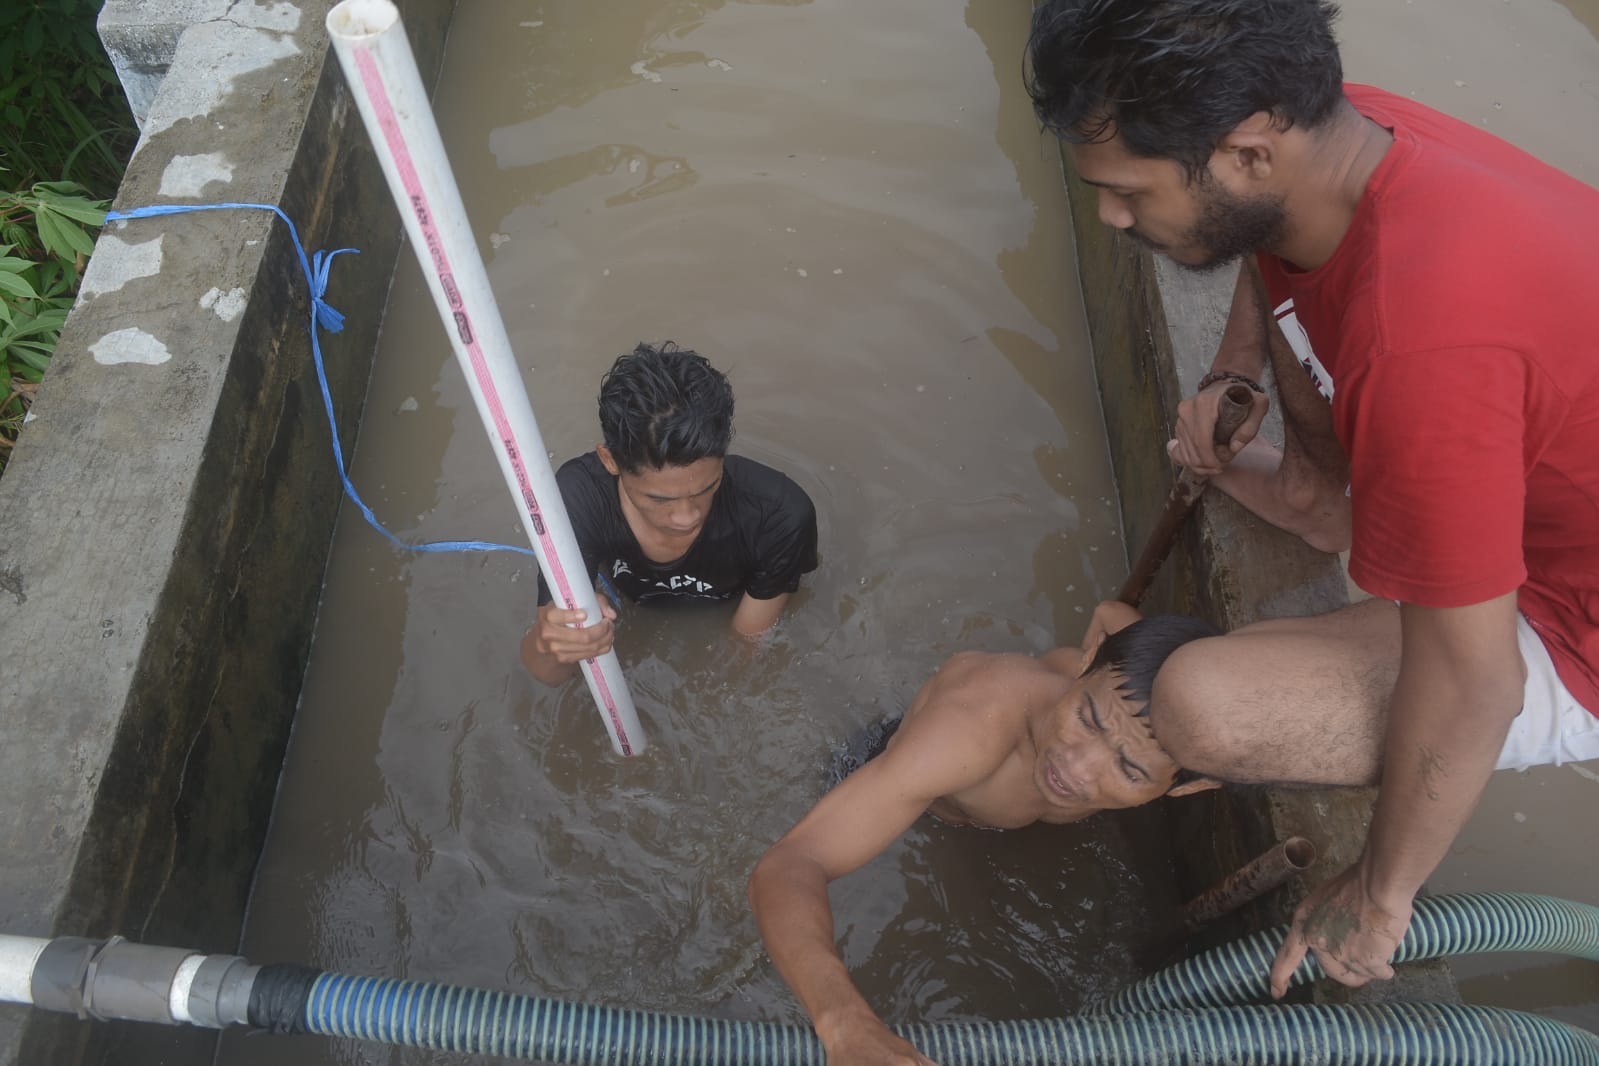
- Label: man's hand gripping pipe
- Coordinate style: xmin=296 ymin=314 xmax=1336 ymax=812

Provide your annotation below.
xmin=1118 ymin=384 xmax=1256 ymax=607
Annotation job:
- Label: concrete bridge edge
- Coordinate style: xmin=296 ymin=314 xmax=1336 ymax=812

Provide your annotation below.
xmin=0 ymin=2 xmax=453 ymax=1063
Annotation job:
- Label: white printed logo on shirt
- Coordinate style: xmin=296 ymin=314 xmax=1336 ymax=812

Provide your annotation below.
xmin=1273 ymin=297 xmax=1336 ymax=402
xmin=660 ymin=574 xmax=714 ymax=595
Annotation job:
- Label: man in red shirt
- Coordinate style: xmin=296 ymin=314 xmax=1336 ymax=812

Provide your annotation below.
xmin=1026 ymin=0 xmax=1599 ymax=995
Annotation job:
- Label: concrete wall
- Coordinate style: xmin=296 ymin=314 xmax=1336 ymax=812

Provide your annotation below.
xmin=0 ymin=2 xmax=453 ymax=1064
xmin=1062 ymin=164 xmax=1457 ymax=1003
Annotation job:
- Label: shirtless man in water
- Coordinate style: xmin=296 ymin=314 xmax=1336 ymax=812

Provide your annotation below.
xmin=746 ymin=602 xmax=1220 ymax=1066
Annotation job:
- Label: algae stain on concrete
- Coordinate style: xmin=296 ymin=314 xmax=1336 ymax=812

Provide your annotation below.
xmin=0 ymin=566 xmax=24 ymax=606
xmin=91 ymin=328 xmax=174 ymax=366
xmin=160 ymin=152 xmax=237 ymax=195
xmin=78 ymin=234 xmax=165 ymax=299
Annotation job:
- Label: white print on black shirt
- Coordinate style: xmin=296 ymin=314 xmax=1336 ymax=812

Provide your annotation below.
xmin=612 ymin=558 xmax=715 ymax=597
xmin=1273 ymin=297 xmax=1336 ymax=402
xmin=659 ymin=575 xmax=714 ymax=595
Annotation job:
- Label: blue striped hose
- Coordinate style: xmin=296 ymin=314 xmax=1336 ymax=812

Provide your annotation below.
xmin=1102 ymin=891 xmax=1599 ymax=1013
xmin=291 ymin=893 xmax=1599 ymax=1064
xmin=300 ymin=982 xmax=1599 ymax=1065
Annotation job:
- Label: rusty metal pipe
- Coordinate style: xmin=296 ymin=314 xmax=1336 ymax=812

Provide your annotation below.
xmin=1118 ymin=384 xmax=1256 ymax=607
xmin=1179 ymin=836 xmax=1318 ymax=931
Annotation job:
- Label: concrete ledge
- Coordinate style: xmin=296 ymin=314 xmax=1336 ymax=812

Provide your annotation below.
xmin=0 ymin=2 xmax=453 ymax=1063
xmin=98 ymin=0 xmax=235 ymax=129
xmin=1062 ymin=165 xmax=1457 ymax=1003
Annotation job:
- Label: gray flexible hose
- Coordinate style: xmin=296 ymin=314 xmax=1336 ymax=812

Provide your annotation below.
xmin=1101 ymin=890 xmax=1599 ymax=1012
xmin=256 ymin=892 xmax=1599 ymax=1065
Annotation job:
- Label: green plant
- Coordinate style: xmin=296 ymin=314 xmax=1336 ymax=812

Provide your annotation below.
xmin=0 ymin=1 xmax=130 ymax=474
xmin=0 ymin=0 xmax=136 ymax=196
xmin=0 ymin=180 xmax=106 ymax=472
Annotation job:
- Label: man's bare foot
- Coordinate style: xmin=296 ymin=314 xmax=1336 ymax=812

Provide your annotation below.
xmin=1202 ymin=437 xmax=1352 ymax=554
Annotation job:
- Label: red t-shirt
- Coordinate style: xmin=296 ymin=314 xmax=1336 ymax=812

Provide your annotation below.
xmin=1258 ymin=84 xmax=1599 ymax=716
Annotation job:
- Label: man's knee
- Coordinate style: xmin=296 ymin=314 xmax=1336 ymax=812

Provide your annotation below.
xmin=1149 ymin=639 xmax=1249 ymax=775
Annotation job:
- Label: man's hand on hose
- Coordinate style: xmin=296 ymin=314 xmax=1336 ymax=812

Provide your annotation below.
xmin=1167 ymin=379 xmax=1270 ymax=477
xmin=818 ymin=1010 xmax=940 ymax=1066
xmin=1268 ymin=861 xmax=1414 ymax=999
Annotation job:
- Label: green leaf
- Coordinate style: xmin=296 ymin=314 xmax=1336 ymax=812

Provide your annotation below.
xmin=33 ymin=181 xmax=88 ymax=198
xmin=32 ymin=210 xmax=72 ymax=261
xmin=11 ymin=346 xmax=53 ymax=373
xmin=22 ymin=14 xmax=43 ymax=56
xmin=38 ymin=196 xmax=106 ymax=227
xmin=0 ymin=271 xmax=39 ymax=300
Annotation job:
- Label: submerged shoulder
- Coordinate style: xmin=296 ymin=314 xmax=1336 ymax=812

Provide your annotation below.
xmin=558 ymin=451 xmax=613 ymax=493
xmin=723 ymin=455 xmax=815 ymax=513
xmin=556 ymin=451 xmax=620 ymax=522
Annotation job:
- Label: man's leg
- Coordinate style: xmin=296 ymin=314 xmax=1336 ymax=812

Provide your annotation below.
xmin=1208 ymin=265 xmax=1352 ymax=553
xmin=1149 ymin=599 xmax=1400 ymax=786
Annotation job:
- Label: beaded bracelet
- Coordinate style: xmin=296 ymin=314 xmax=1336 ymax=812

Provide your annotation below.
xmin=1197 ymin=369 xmax=1266 ymax=394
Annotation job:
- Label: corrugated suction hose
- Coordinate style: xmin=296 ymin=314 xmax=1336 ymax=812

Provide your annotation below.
xmin=241 ymin=892 xmax=1599 ymax=1064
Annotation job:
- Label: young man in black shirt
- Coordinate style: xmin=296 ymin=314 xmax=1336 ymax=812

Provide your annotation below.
xmin=520 ymin=342 xmax=819 ymax=686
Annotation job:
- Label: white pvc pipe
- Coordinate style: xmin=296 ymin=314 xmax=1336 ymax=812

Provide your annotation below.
xmin=0 ymin=935 xmax=47 ymax=1005
xmin=326 ymin=0 xmax=645 ymax=755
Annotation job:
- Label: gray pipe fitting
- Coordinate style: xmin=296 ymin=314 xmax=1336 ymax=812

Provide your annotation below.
xmin=30 ymin=936 xmax=202 ymax=1025
xmin=184 ymin=953 xmax=258 ymax=1029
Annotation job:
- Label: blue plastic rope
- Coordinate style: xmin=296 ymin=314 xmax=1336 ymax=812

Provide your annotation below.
xmin=103 ymin=201 xmax=538 ymax=560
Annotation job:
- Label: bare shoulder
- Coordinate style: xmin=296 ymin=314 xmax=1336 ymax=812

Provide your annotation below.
xmin=894 ymin=651 xmax=1053 ymax=776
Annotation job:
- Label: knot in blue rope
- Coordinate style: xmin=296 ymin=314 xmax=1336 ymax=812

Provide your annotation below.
xmin=310 ymin=248 xmax=355 ymax=334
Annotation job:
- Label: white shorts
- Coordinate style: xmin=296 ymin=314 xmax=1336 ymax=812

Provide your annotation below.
xmin=1496 ymin=614 xmax=1599 ymax=771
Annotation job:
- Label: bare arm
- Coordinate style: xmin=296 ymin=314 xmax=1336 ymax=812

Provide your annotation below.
xmin=1081 ymin=600 xmax=1142 ymax=651
xmin=1212 ymin=258 xmax=1273 ymax=379
xmin=520 ymin=595 xmax=617 ymax=686
xmin=1039 ymin=601 xmax=1143 ymax=677
xmin=731 ymin=591 xmax=791 ymax=639
xmin=749 ymin=764 xmax=936 ymax=1066
xmin=749 ymin=692 xmax=1004 ymax=1066
xmin=1270 ymin=592 xmax=1523 ymax=995
xmin=1171 ymin=260 xmax=1273 ymax=474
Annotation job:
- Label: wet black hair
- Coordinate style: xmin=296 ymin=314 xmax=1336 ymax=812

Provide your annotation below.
xmin=598 ymin=341 xmax=734 ymax=474
xmin=1088 ymin=613 xmax=1222 ymax=791
xmin=1085 ymin=613 xmax=1221 ymax=719
xmin=1025 ymin=0 xmax=1345 ymax=182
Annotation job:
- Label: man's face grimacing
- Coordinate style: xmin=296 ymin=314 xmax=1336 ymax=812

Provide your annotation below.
xmin=1067 ymin=133 xmax=1287 ymax=273
xmin=1029 ymin=666 xmax=1207 ymax=815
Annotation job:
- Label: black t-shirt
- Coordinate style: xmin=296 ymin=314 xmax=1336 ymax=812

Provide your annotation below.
xmin=536 ymin=452 xmax=818 ymax=607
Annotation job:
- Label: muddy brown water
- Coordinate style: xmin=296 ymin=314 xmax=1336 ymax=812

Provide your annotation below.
xmin=217 ymin=1 xmax=1599 ymax=1063
xmin=220 ymin=2 xmax=1171 ymax=1063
